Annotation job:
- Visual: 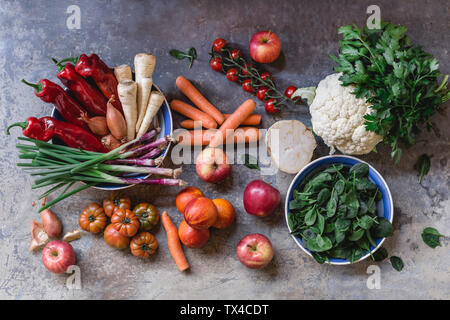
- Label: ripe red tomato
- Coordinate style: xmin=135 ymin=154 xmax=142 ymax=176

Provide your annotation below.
xmin=230 ymin=49 xmax=242 ymax=60
xmin=260 ymin=72 xmax=273 ymax=82
xmin=226 ymin=68 xmax=239 ymax=82
xmin=212 ymin=38 xmax=226 ymax=53
xmin=256 ymin=87 xmax=269 ymax=101
xmin=210 ymin=57 xmax=223 ymax=72
xmin=242 ymin=79 xmax=254 ymax=93
xmin=241 ymin=62 xmax=253 ymax=76
xmin=264 ymin=99 xmax=278 ymax=114
xmin=284 ymin=86 xmax=298 ymax=100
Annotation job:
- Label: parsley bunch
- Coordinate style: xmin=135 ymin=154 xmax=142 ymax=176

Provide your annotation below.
xmin=331 ymin=21 xmax=450 ymax=162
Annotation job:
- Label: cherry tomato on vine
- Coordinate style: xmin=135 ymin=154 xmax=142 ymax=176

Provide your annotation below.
xmin=256 ymin=87 xmax=269 ymax=101
xmin=242 ymin=79 xmax=254 ymax=93
xmin=264 ymin=99 xmax=278 ymax=114
xmin=241 ymin=62 xmax=253 ymax=76
xmin=260 ymin=72 xmax=273 ymax=82
xmin=210 ymin=57 xmax=223 ymax=72
xmin=284 ymin=86 xmax=298 ymax=100
xmin=230 ymin=49 xmax=242 ymax=60
xmin=212 ymin=38 xmax=227 ymax=53
xmin=226 ymin=68 xmax=239 ymax=82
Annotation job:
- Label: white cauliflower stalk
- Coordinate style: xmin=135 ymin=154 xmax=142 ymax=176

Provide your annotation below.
xmin=310 ymin=73 xmax=382 ymax=155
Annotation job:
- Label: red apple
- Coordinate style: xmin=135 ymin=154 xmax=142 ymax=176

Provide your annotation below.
xmin=196 ymin=147 xmax=230 ymax=183
xmin=249 ymin=31 xmax=281 ymax=64
xmin=236 ymin=234 xmax=274 ymax=269
xmin=41 ymin=240 xmax=76 ymax=274
xmin=243 ymin=179 xmax=280 ymax=217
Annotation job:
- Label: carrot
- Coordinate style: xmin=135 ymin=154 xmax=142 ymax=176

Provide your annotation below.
xmin=224 ymin=113 xmax=261 ymax=126
xmin=176 ymin=76 xmax=225 ymax=124
xmin=176 ymin=127 xmax=260 ymax=146
xmin=170 ymin=100 xmax=217 ymax=129
xmin=179 ymin=119 xmax=203 ymax=129
xmin=208 ymin=99 xmax=256 ymax=147
xmin=161 ymin=211 xmax=189 ymax=272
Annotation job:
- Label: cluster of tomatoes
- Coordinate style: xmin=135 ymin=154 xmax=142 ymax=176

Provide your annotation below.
xmin=209 ymin=38 xmax=299 ymax=114
xmin=78 ymin=193 xmax=159 ymax=258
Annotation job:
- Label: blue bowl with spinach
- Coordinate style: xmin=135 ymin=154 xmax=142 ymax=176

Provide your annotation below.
xmin=285 ymin=155 xmax=394 ymax=265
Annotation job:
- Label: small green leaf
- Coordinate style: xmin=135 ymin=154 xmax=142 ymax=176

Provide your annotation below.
xmin=349 ymin=163 xmax=369 ymax=178
xmin=421 ymin=227 xmax=444 ymax=248
xmin=242 ymin=154 xmax=260 ymax=170
xmin=414 ymin=154 xmax=431 ymax=184
xmin=390 ymin=256 xmax=404 ymax=272
xmin=305 ymin=207 xmax=317 ymax=226
xmin=372 ymin=218 xmax=394 ymax=238
xmin=372 ymin=247 xmax=388 ymax=261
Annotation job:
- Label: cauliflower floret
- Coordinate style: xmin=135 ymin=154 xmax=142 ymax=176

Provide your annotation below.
xmin=310 ymin=73 xmax=382 ymax=155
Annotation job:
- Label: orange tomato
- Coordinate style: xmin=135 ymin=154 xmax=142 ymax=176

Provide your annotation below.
xmin=78 ymin=203 xmax=107 ymax=234
xmin=130 ymin=232 xmax=158 ymax=258
xmin=110 ymin=208 xmax=140 ymax=237
xmin=104 ymin=224 xmax=130 ymax=250
xmin=103 ymin=193 xmax=131 ymax=217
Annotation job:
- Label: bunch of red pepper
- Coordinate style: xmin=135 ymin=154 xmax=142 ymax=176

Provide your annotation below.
xmin=16 ymin=54 xmax=122 ymax=153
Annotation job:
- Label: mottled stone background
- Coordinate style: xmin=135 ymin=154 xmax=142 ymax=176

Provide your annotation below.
xmin=0 ymin=0 xmax=448 ymax=300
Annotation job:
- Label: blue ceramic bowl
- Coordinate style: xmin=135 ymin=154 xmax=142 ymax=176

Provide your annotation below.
xmin=52 ymin=84 xmax=173 ymax=190
xmin=285 ymin=155 xmax=394 ymax=265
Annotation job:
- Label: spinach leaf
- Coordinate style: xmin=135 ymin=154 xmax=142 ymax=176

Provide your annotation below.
xmin=372 ymin=247 xmax=388 ymax=262
xmin=421 ymin=227 xmax=444 ymax=248
xmin=304 ymin=207 xmax=317 ymax=226
xmin=348 ymin=228 xmax=365 ymax=241
xmin=372 ymin=218 xmax=394 ymax=238
xmin=390 ymin=256 xmax=404 ymax=272
xmin=317 ymin=188 xmax=331 ymax=205
xmin=306 ymin=235 xmax=333 ymax=252
xmin=349 ymin=163 xmax=369 ymax=178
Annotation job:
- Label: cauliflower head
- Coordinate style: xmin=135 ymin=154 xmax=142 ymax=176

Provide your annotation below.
xmin=310 ymin=73 xmax=382 ymax=155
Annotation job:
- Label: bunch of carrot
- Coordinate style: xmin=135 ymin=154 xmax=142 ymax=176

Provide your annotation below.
xmin=171 ymin=76 xmax=261 ymax=146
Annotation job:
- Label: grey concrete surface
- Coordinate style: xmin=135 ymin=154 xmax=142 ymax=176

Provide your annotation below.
xmin=0 ymin=0 xmax=449 ymax=300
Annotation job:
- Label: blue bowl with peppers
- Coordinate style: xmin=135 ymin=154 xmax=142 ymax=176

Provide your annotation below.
xmin=52 ymin=83 xmax=173 ymax=190
xmin=284 ymin=155 xmax=394 ymax=265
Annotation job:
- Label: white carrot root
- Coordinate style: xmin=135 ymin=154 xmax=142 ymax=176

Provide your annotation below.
xmin=118 ymin=80 xmax=138 ymax=141
xmin=114 ymin=64 xmax=132 ymax=82
xmin=137 ymin=91 xmax=165 ymax=138
xmin=135 ymin=77 xmax=153 ymax=133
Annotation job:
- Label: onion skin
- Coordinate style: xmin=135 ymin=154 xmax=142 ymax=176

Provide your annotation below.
xmin=40 ymin=197 xmax=62 ymax=238
xmin=79 ymin=112 xmax=109 ymax=136
xmin=106 ymin=95 xmax=127 ymax=141
xmin=101 ymin=134 xmax=122 ymax=150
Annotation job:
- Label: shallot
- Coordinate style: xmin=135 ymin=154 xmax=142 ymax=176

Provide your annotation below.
xmin=79 ymin=112 xmax=109 ymax=136
xmin=106 ymin=95 xmax=127 ymax=141
xmin=40 ymin=197 xmax=62 ymax=238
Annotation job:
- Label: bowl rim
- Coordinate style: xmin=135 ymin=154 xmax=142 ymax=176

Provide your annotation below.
xmin=284 ymin=154 xmax=394 ymax=265
xmin=52 ymin=83 xmax=173 ymax=191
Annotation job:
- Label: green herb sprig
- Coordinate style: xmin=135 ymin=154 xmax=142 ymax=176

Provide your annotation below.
xmin=169 ymin=48 xmax=197 ymax=68
xmin=332 ymin=21 xmax=450 ymax=163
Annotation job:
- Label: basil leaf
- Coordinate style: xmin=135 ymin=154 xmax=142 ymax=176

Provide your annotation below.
xmin=169 ymin=49 xmax=186 ymax=60
xmin=390 ymin=256 xmax=404 ymax=272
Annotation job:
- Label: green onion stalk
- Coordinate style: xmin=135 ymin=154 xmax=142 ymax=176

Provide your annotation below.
xmin=10 ymin=129 xmax=185 ymax=212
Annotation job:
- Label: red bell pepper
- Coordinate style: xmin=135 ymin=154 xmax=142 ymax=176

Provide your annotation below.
xmin=59 ymin=54 xmax=123 ymax=113
xmin=53 ymin=60 xmax=108 ymax=116
xmin=21 ymin=79 xmax=89 ymax=130
xmin=6 ymin=116 xmax=108 ymax=153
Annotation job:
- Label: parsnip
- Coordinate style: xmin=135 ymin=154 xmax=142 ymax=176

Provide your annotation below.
xmin=137 ymin=91 xmax=165 ymax=138
xmin=114 ymin=64 xmax=132 ymax=82
xmin=118 ymin=80 xmax=138 ymax=141
xmin=134 ymin=53 xmax=156 ymax=133
xmin=134 ymin=53 xmax=156 ymax=82
xmin=135 ymin=77 xmax=153 ymax=133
